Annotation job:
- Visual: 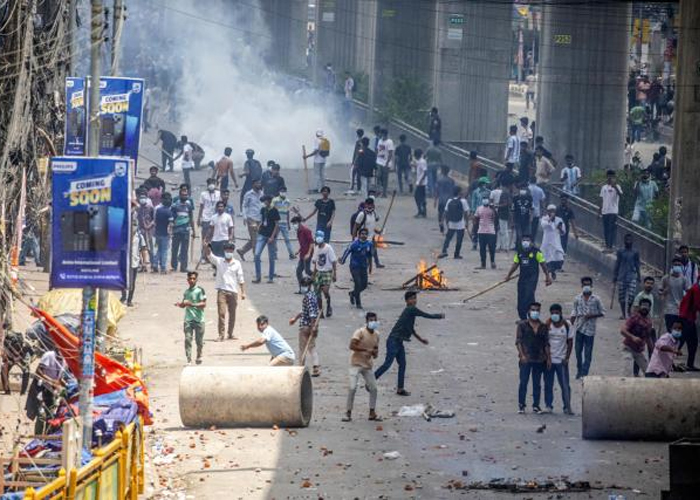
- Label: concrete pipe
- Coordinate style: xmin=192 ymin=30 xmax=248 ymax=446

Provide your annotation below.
xmin=582 ymin=376 xmax=700 ymax=440
xmin=179 ymin=366 xmax=313 ymax=428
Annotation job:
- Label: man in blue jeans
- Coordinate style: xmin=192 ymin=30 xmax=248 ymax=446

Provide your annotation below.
xmin=516 ymin=302 xmax=550 ymax=414
xmin=170 ymin=185 xmax=196 ymax=272
xmin=253 ymin=195 xmax=280 ymax=284
xmin=340 ymin=227 xmax=373 ymax=309
xmin=374 ymin=291 xmax=445 ymax=396
xmin=570 ymin=276 xmax=605 ymax=379
xmin=154 ymin=193 xmax=173 ymax=273
xmin=543 ymin=303 xmax=574 ymax=415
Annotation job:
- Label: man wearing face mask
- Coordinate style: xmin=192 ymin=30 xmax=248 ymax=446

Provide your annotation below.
xmin=506 ymin=235 xmax=552 ymax=320
xmin=205 ymin=241 xmax=246 ymax=341
xmin=613 ymin=234 xmax=641 ymax=319
xmin=238 ymin=180 xmax=263 ymax=260
xmin=660 ymin=257 xmax=689 ymax=334
xmin=540 ymin=204 xmax=566 ymax=280
xmin=516 ymin=302 xmax=551 ymax=414
xmin=292 ymin=215 xmax=314 ymax=293
xmin=312 ymin=230 xmax=338 ymax=318
xmin=198 ymin=178 xmax=221 ymax=263
xmin=646 ymin=319 xmax=684 ymax=378
xmin=341 ymin=228 xmax=373 ymax=309
xmin=469 ymin=177 xmax=491 ymax=250
xmin=543 ymin=304 xmax=574 ymax=414
xmin=632 ymin=169 xmax=658 ymax=229
xmin=262 ymin=162 xmax=286 ymax=198
xmin=272 ymin=187 xmax=295 ymax=260
xmin=136 ymin=188 xmax=155 ymax=272
xmin=208 ymin=201 xmax=234 ymax=258
xmin=511 ymin=182 xmax=533 ymax=249
xmin=343 ymin=312 xmax=382 ymax=422
xmin=171 ymin=185 xmax=196 ymax=273
xmin=438 ymin=187 xmax=469 ymax=260
xmin=474 ymin=194 xmax=497 ymax=268
xmin=352 ymin=198 xmax=384 ymax=269
xmin=620 ymin=298 xmax=655 ymax=376
xmin=253 ymin=195 xmax=280 ymax=284
xmin=570 ymin=277 xmax=605 ymax=379
xmin=289 ymin=276 xmax=321 ymax=376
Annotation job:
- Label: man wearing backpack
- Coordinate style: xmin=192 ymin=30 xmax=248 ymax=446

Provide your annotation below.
xmin=438 ymin=187 xmax=469 ymax=259
xmin=304 ymin=130 xmax=330 ymax=193
xmin=353 ymin=198 xmax=385 ymax=269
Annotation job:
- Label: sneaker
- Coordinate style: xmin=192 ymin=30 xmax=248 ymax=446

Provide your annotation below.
xmin=532 ymin=406 xmax=542 ymax=414
xmin=252 ymin=279 xmax=261 ymax=284
xmin=236 ymin=249 xmax=246 ymax=261
xmin=289 ymin=254 xmax=296 ymax=260
xmin=491 ymin=262 xmax=497 ymax=269
xmin=541 ymin=407 xmax=553 ymax=414
xmin=396 ymin=389 xmax=411 ymax=396
xmin=195 ymin=358 xmax=202 ymax=365
xmin=518 ymin=405 xmax=525 ymax=414
xmin=376 ymin=263 xmax=385 ymax=269
xmin=454 ymin=255 xmax=463 ymax=259
xmin=439 ymin=224 xmax=445 ymax=234
xmin=349 ymin=292 xmax=355 ymax=305
xmin=267 ymin=279 xmax=274 ymax=284
xmin=326 ymin=306 xmax=333 ymax=318
xmin=437 ymin=253 xmax=448 ymax=259
xmin=563 ymin=407 xmax=575 ymax=415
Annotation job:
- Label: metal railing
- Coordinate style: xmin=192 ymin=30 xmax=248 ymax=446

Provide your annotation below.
xmin=22 ymin=418 xmax=144 ymax=500
xmin=351 ymin=100 xmax=668 ymax=271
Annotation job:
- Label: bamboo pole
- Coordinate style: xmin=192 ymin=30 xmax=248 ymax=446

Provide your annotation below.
xmin=462 ymin=274 xmax=519 ymax=303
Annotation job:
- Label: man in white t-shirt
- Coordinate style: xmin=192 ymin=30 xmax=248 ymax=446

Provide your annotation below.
xmin=599 ymin=170 xmax=623 ymax=252
xmin=504 ymin=125 xmax=520 ymax=166
xmin=517 ymin=117 xmax=532 ymax=145
xmin=303 ymin=130 xmax=329 ymax=193
xmin=375 ymin=128 xmax=395 ymax=197
xmin=413 ymin=149 xmax=428 ymax=217
xmin=198 ymin=178 xmax=221 ymax=262
xmin=174 ymin=135 xmax=194 ymax=188
xmin=205 ymin=241 xmax=246 ymax=341
xmin=543 ymin=304 xmax=574 ymax=415
xmin=209 ymin=201 xmax=234 ymax=257
xmin=312 ymin=230 xmax=337 ymax=318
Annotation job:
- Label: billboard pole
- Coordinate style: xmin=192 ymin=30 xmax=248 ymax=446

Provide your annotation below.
xmin=80 ymin=0 xmax=103 ymax=449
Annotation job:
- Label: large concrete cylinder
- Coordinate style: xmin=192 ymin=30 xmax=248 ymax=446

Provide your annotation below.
xmin=582 ymin=376 xmax=700 ymax=440
xmin=179 ymin=366 xmax=313 ymax=428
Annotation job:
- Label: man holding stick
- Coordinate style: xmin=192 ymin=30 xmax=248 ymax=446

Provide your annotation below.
xmin=505 ymin=234 xmax=552 ymax=320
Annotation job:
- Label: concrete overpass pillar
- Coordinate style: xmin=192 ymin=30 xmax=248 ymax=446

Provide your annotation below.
xmin=668 ymin=0 xmax=700 ymax=261
xmin=432 ymin=1 xmax=511 ymax=157
xmin=261 ymin=0 xmax=308 ymax=73
xmin=537 ymin=1 xmax=630 ymax=172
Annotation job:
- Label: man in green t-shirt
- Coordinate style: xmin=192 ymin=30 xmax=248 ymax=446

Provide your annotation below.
xmin=175 ymin=271 xmax=207 ymax=365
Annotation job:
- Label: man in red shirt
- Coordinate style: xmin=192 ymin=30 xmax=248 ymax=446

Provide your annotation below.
xmin=292 ymin=215 xmax=314 ymax=294
xmin=679 ymin=279 xmax=700 ymax=370
xmin=620 ymin=298 xmax=655 ymax=376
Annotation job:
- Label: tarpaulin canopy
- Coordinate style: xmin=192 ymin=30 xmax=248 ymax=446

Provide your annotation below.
xmin=32 ymin=307 xmax=152 ymax=425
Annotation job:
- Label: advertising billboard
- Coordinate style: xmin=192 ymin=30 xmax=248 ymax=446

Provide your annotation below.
xmin=64 ymin=77 xmax=87 ymax=156
xmin=50 ymin=156 xmax=132 ymax=290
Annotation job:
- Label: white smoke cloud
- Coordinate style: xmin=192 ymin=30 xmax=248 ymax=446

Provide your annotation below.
xmin=143 ymin=0 xmax=352 ymax=169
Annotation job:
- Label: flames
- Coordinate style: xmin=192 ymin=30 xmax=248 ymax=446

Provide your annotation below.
xmin=374 ymin=234 xmax=388 ymax=248
xmin=415 ymin=260 xmax=448 ymax=290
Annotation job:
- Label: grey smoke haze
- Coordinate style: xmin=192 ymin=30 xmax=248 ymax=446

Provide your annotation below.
xmin=123 ymin=0 xmax=350 ymax=169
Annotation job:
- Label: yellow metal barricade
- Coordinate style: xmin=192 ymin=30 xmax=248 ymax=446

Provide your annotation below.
xmin=23 ymin=417 xmax=144 ymax=500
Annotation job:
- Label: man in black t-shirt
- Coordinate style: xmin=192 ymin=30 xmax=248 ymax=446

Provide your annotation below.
xmin=253 ymin=195 xmax=280 ymax=283
xmin=357 ymin=137 xmax=377 ymax=198
xmin=511 ymin=182 xmax=533 ymax=248
xmin=304 ymin=186 xmax=336 ymax=243
xmin=555 ymin=195 xmax=578 ymax=253
xmin=395 ymin=134 xmax=412 ymax=194
xmin=155 ymin=129 xmax=178 ymax=171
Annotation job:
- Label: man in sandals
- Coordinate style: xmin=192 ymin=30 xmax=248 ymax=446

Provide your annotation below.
xmin=343 ymin=312 xmax=382 ymax=422
xmin=290 ymin=276 xmax=322 ymax=376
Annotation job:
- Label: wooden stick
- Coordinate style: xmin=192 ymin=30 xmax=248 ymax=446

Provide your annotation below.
xmin=462 ymin=274 xmax=519 ymax=303
xmin=302 ymin=145 xmax=310 ymax=194
xmin=401 ymin=265 xmax=438 ymax=288
xmin=379 ymin=190 xmax=397 ymax=234
xmin=610 ymin=282 xmax=616 ymax=310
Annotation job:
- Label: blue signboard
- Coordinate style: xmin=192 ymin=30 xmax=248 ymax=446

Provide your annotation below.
xmin=50 ymin=157 xmax=132 ymax=290
xmin=81 ymin=297 xmax=96 ymax=378
xmin=93 ymin=76 xmax=145 ymax=165
xmin=63 ymin=76 xmax=145 ymax=168
xmin=64 ymin=77 xmax=87 ymax=156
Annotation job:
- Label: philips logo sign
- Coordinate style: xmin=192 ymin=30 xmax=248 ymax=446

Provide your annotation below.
xmin=52 ymin=161 xmax=78 ymax=173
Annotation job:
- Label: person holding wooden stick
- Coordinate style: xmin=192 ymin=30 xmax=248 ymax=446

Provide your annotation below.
xmin=505 ymin=234 xmax=552 ymax=320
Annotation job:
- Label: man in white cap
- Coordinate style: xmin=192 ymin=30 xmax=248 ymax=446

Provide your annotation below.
xmin=304 ymin=130 xmax=330 ymax=193
xmin=540 ymin=204 xmax=566 ymax=280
